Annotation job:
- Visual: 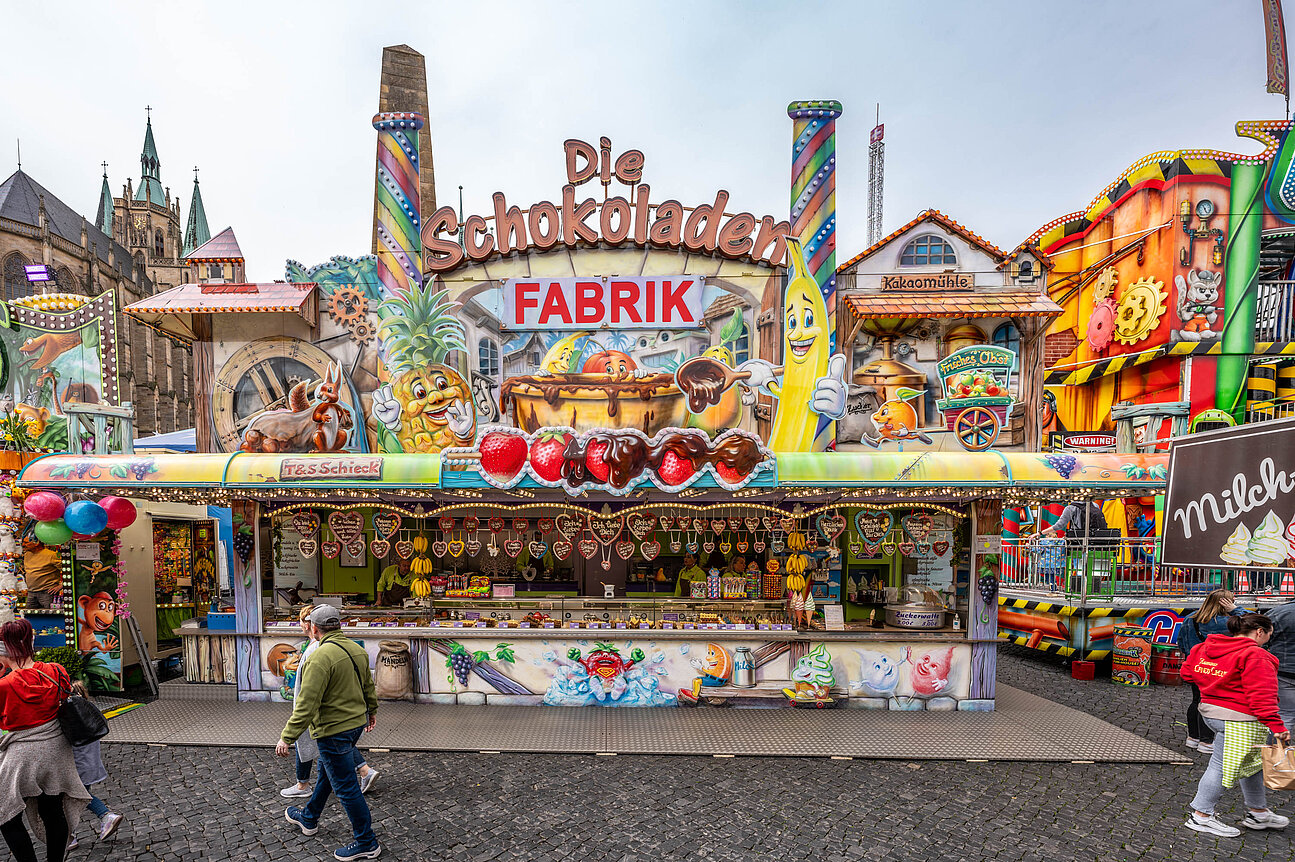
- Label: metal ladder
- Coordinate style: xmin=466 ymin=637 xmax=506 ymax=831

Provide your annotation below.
xmin=123 ymin=614 xmax=159 ymax=698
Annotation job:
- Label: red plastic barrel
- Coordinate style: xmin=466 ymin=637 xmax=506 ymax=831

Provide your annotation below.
xmin=1150 ymin=645 xmax=1183 ymax=686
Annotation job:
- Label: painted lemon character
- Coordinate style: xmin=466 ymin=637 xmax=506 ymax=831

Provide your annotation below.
xmin=373 ymin=282 xmax=476 ymax=453
xmin=738 ymin=237 xmax=848 ymax=452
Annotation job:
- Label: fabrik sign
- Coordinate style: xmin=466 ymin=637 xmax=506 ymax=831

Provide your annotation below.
xmin=422 ymin=136 xmax=790 ymax=273
xmin=503 ymin=277 xmax=704 ymax=330
xmin=1163 ymin=417 xmax=1295 ymax=570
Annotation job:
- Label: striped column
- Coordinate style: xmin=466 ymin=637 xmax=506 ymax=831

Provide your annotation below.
xmin=1247 ymin=362 xmax=1278 ymax=418
xmin=1277 ymin=362 xmax=1295 ymax=404
xmin=371 ymin=111 xmax=425 ymax=301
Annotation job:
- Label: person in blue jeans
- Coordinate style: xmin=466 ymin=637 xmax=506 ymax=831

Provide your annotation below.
xmin=276 ymin=605 xmax=381 ymax=861
xmin=67 ymin=682 xmax=124 ymax=849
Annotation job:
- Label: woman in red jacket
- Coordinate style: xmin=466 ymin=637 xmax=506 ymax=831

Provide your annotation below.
xmin=0 ymin=619 xmax=89 ymax=862
xmin=1181 ymin=613 xmax=1291 ymax=837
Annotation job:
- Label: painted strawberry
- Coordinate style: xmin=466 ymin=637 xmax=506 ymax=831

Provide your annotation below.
xmin=479 ymin=430 xmax=527 ymax=483
xmin=657 ymin=450 xmax=695 ymax=486
xmin=529 ymin=430 xmax=572 ymax=482
xmin=715 ymin=462 xmax=748 ymax=485
xmin=585 ymin=439 xmax=611 ymax=483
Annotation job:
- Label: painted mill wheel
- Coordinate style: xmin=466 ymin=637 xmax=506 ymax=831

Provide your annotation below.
xmin=211 ymin=336 xmax=361 ymax=451
xmin=953 ymin=406 xmax=1000 ymax=451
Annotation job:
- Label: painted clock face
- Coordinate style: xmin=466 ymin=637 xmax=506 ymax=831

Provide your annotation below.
xmin=1113 ymin=277 xmax=1168 ymax=345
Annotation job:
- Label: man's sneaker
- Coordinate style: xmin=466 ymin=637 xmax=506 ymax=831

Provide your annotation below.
xmin=1197 ymin=742 xmax=1215 ymax=754
xmin=281 ymin=781 xmax=312 ymax=798
xmin=284 ymin=807 xmax=319 ymax=836
xmin=99 ymin=812 xmax=123 ymax=840
xmin=67 ymin=835 xmax=78 ymax=850
xmin=1185 ymin=737 xmax=1199 ymax=749
xmin=1186 ymin=812 xmax=1240 ymax=837
xmin=334 ymin=841 xmax=382 ymax=860
xmin=1243 ymin=809 xmax=1290 ymax=830
xmin=359 ymin=768 xmax=379 ymax=794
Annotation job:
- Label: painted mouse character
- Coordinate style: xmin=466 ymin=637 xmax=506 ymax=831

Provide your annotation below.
xmin=1172 ymin=270 xmax=1221 ymax=342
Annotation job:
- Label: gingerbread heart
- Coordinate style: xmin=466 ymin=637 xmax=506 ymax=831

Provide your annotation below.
xmin=719 ymin=541 xmax=732 ymax=554
xmin=754 ymin=540 xmax=766 ymax=553
xmin=463 ymin=516 xmax=480 ymax=533
xmin=736 ymin=541 xmax=748 ymax=553
xmin=744 ymin=517 xmax=760 ymax=531
xmin=627 ymin=512 xmax=654 ymax=540
xmin=537 ymin=517 xmax=555 ymax=535
xmin=855 ymin=510 xmax=894 ymax=544
xmin=504 ymin=539 xmax=523 ymax=558
xmin=848 ymin=541 xmax=863 ymax=557
xmin=528 ymin=540 xmax=549 ymax=559
xmin=686 ymin=541 xmax=699 ymax=554
xmin=322 ymin=541 xmax=341 ymax=559
xmin=898 ymin=540 xmax=915 ymax=557
xmin=432 ymin=540 xmax=448 ymax=558
xmin=369 ymin=539 xmax=390 ymax=559
xmin=816 ymin=512 xmax=846 ymax=542
xmin=578 ymin=538 xmax=598 ymax=559
xmin=902 ymin=511 xmax=935 ymax=543
xmin=552 ymin=540 xmax=573 ymax=560
xmin=658 ymin=514 xmax=674 ymax=531
xmin=293 ymin=511 xmax=320 ymax=538
xmin=615 ymin=540 xmax=635 ymax=560
xmin=641 ymin=540 xmax=661 ymax=561
xmin=298 ymin=538 xmax=318 ymax=558
xmin=806 ymin=535 xmax=819 ymax=551
xmin=703 ymin=540 xmax=715 ymax=553
xmin=448 ymin=540 xmax=465 ymax=557
xmin=556 ymin=513 xmax=583 ymax=539
xmin=933 ymin=540 xmax=951 ymax=557
xmin=727 ymin=517 xmax=741 ymax=532
xmin=590 ymin=515 xmax=623 ymax=546
xmin=691 ymin=518 xmax=706 ymax=533
xmin=395 ymin=540 xmax=414 ymax=560
xmin=761 ymin=516 xmax=776 ymax=531
xmin=466 ymin=538 xmax=482 ymax=556
xmin=328 ymin=511 xmax=364 ymax=545
xmin=438 ymin=516 xmax=455 ymax=533
xmin=489 ymin=517 xmax=505 ymax=534
xmin=346 ymin=540 xmax=366 ymax=560
xmin=779 ymin=517 xmax=795 ymax=533
xmin=371 ymin=511 xmax=400 ymax=540
xmin=771 ymin=539 xmax=785 ymax=555
xmin=669 ymin=539 xmax=681 ymax=553
xmin=710 ymin=519 xmax=726 ymax=534
xmin=862 ymin=540 xmax=882 ymax=557
xmin=487 ymin=543 xmax=500 ymax=557
xmin=511 ymin=518 xmax=529 ymax=534
xmin=600 ymin=558 xmax=612 ymax=572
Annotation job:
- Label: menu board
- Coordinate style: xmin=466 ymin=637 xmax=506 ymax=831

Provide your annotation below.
xmin=274 ymin=524 xmax=319 ymax=590
xmin=910 ymin=552 xmax=953 ymax=591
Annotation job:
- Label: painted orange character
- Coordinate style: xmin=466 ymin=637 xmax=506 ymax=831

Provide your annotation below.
xmin=863 ymin=387 xmax=931 ymax=448
xmin=76 ymin=592 xmax=118 ymax=654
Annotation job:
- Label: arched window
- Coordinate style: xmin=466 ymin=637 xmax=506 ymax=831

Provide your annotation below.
xmin=478 ymin=338 xmax=500 ymax=377
xmin=2 ymin=253 xmax=33 ymax=301
xmin=993 ymin=322 xmax=1020 ymax=354
xmin=55 ymin=266 xmax=78 ymax=295
xmin=154 ymin=229 xmax=165 ymax=258
xmin=899 ymin=235 xmax=957 ymax=266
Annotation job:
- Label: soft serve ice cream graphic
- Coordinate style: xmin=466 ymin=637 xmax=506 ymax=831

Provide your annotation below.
xmin=1220 ymin=522 xmax=1252 ymax=565
xmin=1247 ymin=511 xmax=1289 ymax=567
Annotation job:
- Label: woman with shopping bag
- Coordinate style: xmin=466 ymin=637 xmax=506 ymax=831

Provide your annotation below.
xmin=1181 ymin=613 xmax=1290 ymax=837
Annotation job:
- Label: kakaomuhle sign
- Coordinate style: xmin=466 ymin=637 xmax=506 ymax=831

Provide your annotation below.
xmin=881 ymin=273 xmax=973 ymax=291
xmin=1162 ymin=417 xmax=1295 ymax=570
xmin=422 ymin=137 xmax=790 ymax=273
xmin=279 ymin=457 xmax=384 ymax=481
xmin=503 ymin=276 xmax=704 ymax=330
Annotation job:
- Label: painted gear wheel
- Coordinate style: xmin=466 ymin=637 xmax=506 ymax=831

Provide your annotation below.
xmin=1085 ymin=300 xmax=1117 ymax=352
xmin=326 ymin=286 xmax=369 ymax=326
xmin=348 ymin=318 xmax=376 ymax=345
xmin=1113 ymin=277 xmax=1168 ymax=345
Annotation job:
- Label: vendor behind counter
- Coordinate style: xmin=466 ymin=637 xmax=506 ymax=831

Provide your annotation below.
xmin=673 ymin=553 xmax=706 ymax=596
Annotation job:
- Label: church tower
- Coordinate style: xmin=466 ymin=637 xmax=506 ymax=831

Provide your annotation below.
xmin=183 ymin=168 xmax=210 ymax=256
xmin=110 ymin=109 xmax=187 ymax=292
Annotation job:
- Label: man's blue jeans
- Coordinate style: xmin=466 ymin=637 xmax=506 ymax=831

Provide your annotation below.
xmin=303 ymin=726 xmax=376 ymax=848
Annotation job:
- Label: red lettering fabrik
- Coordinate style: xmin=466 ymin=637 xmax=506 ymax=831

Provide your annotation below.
xmin=610 ymin=281 xmax=642 ymax=324
xmin=575 ymin=281 xmax=604 ymax=324
xmin=661 ymin=280 xmax=693 ymax=323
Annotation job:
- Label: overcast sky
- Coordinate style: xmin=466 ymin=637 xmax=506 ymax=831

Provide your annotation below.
xmin=1 ymin=0 xmax=1288 ymax=280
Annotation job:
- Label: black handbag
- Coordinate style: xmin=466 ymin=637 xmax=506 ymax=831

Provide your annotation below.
xmin=35 ymin=666 xmax=109 ymax=747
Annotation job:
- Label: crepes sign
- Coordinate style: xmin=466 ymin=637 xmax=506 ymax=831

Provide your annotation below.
xmin=1163 ymin=417 xmax=1295 ymax=570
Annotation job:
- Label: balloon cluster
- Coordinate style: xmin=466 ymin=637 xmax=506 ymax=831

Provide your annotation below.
xmin=22 ymin=492 xmax=137 ymax=546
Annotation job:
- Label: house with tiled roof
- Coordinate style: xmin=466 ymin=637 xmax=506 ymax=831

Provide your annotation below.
xmin=832 ymin=210 xmax=1060 ymax=451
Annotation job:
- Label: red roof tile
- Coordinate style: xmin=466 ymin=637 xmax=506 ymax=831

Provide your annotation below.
xmin=842 ymin=290 xmax=1062 ymax=320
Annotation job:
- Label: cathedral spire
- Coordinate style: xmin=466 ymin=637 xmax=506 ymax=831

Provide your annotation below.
xmin=183 ymin=166 xmax=211 ymax=256
xmin=95 ymin=161 xmax=114 ymax=233
xmin=135 ymin=108 xmax=165 ymax=203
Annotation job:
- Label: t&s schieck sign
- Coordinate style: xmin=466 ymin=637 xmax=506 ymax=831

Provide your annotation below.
xmin=1162 ymin=418 xmax=1295 ymax=570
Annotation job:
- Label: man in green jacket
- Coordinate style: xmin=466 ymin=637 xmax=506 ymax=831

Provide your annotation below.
xmin=277 ymin=605 xmax=381 ymax=861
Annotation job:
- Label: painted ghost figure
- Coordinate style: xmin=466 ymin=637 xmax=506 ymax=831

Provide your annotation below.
xmin=908 ymin=646 xmax=954 ymax=697
xmin=852 ymin=648 xmax=900 ymax=697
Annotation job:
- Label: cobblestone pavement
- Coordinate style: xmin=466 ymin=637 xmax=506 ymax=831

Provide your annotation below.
xmin=37 ymin=649 xmax=1289 ymax=862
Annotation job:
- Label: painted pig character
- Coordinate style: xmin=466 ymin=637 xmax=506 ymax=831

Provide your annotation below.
xmin=907 ymin=646 xmax=954 ymax=697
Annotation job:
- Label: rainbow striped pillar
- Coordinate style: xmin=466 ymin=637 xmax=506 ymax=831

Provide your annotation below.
xmin=788 ymin=100 xmax=843 ymax=450
xmin=1001 ymin=506 xmax=1025 ymax=584
xmin=371 ymin=111 xmax=425 ymax=300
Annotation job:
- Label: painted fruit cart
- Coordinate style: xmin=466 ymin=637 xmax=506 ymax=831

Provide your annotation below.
xmin=934 ymin=345 xmax=1016 ymax=452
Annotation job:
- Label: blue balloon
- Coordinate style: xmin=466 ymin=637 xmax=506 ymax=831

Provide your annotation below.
xmin=63 ymin=500 xmax=108 ymax=536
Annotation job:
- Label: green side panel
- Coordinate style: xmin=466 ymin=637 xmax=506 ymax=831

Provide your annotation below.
xmin=1217 ymin=162 xmax=1264 ymax=417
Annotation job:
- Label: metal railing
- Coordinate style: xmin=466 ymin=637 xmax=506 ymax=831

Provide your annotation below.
xmin=1246 ymin=396 xmax=1295 ymax=424
xmin=998 ymin=536 xmax=1294 ymax=601
xmin=1255 ymin=281 xmax=1295 ymax=343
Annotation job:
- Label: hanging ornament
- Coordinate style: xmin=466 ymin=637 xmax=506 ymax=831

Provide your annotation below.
xmin=371 ymin=511 xmax=400 ymax=541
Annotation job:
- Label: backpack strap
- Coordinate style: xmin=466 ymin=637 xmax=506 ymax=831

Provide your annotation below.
xmin=31 ymin=664 xmax=70 ymax=703
xmin=328 ymin=641 xmax=366 ymax=693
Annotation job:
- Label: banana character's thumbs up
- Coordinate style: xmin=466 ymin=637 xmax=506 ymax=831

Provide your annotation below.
xmin=811 ymin=353 xmax=849 ymax=420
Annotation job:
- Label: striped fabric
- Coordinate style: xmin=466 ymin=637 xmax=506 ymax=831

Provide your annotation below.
xmin=1221 ymin=721 xmax=1270 ymax=788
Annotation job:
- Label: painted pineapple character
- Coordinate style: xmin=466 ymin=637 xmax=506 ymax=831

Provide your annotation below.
xmin=372 ymin=282 xmax=476 ymax=453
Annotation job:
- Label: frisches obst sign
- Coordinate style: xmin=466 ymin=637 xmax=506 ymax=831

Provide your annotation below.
xmin=1162 ymin=417 xmax=1295 ymax=571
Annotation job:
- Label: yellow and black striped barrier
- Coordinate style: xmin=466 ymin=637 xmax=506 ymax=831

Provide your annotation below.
xmin=1047 ymin=340 xmax=1295 ymax=385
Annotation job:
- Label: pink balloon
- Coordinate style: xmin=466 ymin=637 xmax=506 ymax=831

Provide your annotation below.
xmin=23 ymin=491 xmax=66 ymax=522
xmin=99 ymin=495 xmax=138 ymax=530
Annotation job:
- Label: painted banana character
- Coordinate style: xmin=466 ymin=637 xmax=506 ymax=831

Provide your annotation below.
xmin=738 ymin=237 xmax=847 ymax=452
xmin=536 ymin=331 xmax=590 ymax=375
